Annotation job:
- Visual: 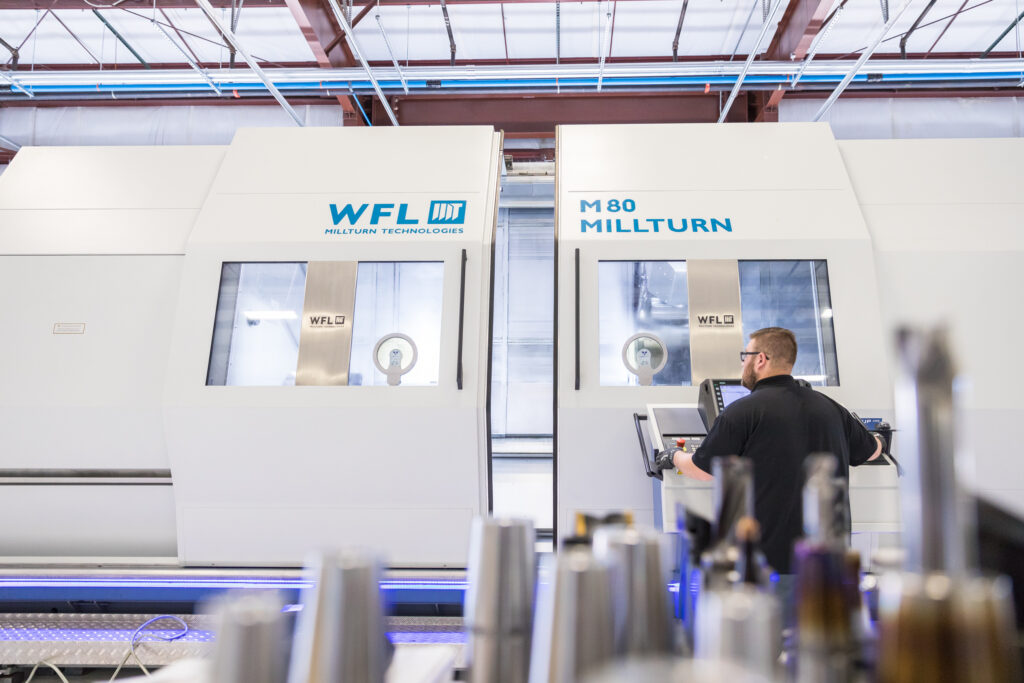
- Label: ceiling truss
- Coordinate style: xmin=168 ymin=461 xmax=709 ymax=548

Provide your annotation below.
xmin=0 ymin=0 xmax=1021 ymax=137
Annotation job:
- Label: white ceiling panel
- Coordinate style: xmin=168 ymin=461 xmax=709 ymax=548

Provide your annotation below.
xmin=679 ymin=0 xmax=783 ymax=56
xmin=501 ymin=3 xmax=559 ymax=60
xmin=816 ymin=0 xmax=1023 ymax=56
xmin=225 ymin=7 xmax=318 ymax=62
xmin=96 ymin=9 xmax=214 ymax=65
xmin=556 ymin=2 xmax=606 ymax=59
xmin=343 ymin=0 xmax=790 ymax=63
xmin=0 ymin=0 xmax=1019 ymax=75
xmin=1 ymin=11 xmax=99 ymax=66
xmin=351 ymin=5 xmax=468 ymax=63
xmin=153 ymin=8 xmax=245 ymax=65
xmin=431 ymin=4 xmax=509 ymax=61
xmin=352 ymin=3 xmax=512 ymax=63
xmin=154 ymin=7 xmax=315 ymax=64
xmin=958 ymin=0 xmax=1024 ymax=53
xmin=0 ymin=7 xmax=314 ymax=68
xmin=602 ymin=1 xmax=683 ymax=59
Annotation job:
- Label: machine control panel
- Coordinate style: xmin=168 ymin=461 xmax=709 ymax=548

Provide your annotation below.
xmin=664 ymin=435 xmax=704 ymax=455
xmin=697 ymin=378 xmax=749 ymax=431
xmin=661 ymin=435 xmax=705 ymax=475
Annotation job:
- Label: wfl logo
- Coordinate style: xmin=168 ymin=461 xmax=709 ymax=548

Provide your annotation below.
xmin=308 ymin=315 xmax=346 ymax=328
xmin=428 ymin=201 xmax=466 ymax=225
xmin=696 ymin=314 xmax=735 ymax=328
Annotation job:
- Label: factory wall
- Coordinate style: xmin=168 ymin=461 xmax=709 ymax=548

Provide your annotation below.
xmin=0 ymin=103 xmax=345 ymax=147
xmin=782 ymin=96 xmax=1024 ymax=139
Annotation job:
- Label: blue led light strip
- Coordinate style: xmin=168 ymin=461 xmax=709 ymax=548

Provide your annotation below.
xmin=0 ymin=578 xmax=467 ymax=590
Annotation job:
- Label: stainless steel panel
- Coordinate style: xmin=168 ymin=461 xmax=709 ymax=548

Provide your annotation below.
xmin=287 ymin=550 xmax=391 ymax=683
xmin=464 ymin=517 xmax=535 ymax=683
xmin=591 ymin=526 xmax=676 ymax=657
xmin=210 ymin=592 xmax=290 ymax=683
xmin=296 ymin=261 xmax=358 ymax=386
xmin=686 ymin=259 xmax=743 ymax=382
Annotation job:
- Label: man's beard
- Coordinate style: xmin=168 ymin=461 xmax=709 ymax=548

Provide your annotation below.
xmin=741 ymin=363 xmax=758 ymax=391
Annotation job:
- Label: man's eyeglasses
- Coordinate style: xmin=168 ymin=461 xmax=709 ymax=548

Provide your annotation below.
xmin=740 ymin=350 xmax=769 ymax=362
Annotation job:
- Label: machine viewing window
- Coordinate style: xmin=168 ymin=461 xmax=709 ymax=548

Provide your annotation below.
xmin=739 ymin=260 xmax=839 ymax=386
xmin=207 ymin=262 xmax=307 ymax=386
xmin=599 ymin=261 xmax=691 ymax=386
xmin=206 ymin=261 xmax=444 ymax=387
xmin=349 ymin=262 xmax=444 ymax=386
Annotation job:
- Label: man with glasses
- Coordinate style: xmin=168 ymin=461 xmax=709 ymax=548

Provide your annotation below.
xmin=655 ymin=326 xmax=885 ymax=576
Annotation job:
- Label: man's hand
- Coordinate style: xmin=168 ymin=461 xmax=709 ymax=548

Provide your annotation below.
xmin=876 ymin=422 xmax=893 ymax=454
xmin=655 ymin=447 xmax=681 ymax=472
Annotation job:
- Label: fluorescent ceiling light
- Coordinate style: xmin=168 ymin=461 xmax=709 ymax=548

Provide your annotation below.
xmin=245 ymin=311 xmax=298 ymax=321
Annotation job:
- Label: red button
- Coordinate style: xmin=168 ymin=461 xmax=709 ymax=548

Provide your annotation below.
xmin=675 ymin=438 xmax=686 ymax=448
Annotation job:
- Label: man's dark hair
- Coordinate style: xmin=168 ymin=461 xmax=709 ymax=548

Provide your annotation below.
xmin=750 ymin=327 xmax=798 ymax=368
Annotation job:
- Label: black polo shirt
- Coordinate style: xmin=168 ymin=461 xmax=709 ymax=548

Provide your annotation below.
xmin=691 ymin=374 xmax=877 ymax=574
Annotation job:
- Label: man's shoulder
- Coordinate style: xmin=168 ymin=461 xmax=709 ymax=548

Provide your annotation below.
xmin=802 ymin=388 xmax=848 ymax=411
xmin=719 ymin=392 xmax=759 ymax=421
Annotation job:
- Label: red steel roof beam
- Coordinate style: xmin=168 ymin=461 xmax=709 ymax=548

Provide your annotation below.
xmin=765 ymin=0 xmax=833 ymax=61
xmin=756 ymin=0 xmax=833 ymax=121
xmin=283 ymin=0 xmax=364 ymax=123
xmin=0 ymin=1 xmax=286 ymax=8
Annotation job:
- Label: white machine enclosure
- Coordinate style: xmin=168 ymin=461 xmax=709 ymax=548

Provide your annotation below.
xmin=163 ymin=126 xmax=501 ymax=567
xmin=555 ymin=123 xmax=900 ymax=548
xmin=0 ymin=146 xmax=228 ymax=561
xmin=841 ymin=138 xmax=1024 ymax=520
xmin=0 ymin=127 xmax=499 ymax=567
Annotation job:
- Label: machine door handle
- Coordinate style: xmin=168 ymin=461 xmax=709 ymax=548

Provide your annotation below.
xmin=457 ymin=249 xmax=467 ymax=390
xmin=574 ymin=248 xmax=581 ymax=391
xmin=634 ymin=413 xmax=662 ymax=481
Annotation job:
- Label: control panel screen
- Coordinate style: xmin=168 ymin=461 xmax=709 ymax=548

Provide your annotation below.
xmin=719 ymin=383 xmax=750 ymax=408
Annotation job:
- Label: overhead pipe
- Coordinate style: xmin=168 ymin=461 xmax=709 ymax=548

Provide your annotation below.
xmin=0 ymin=134 xmax=20 ymax=152
xmin=152 ymin=19 xmax=222 ymax=95
xmin=375 ymin=12 xmax=409 ymax=93
xmin=0 ymin=71 xmax=33 ymax=98
xmin=671 ymin=0 xmax=689 ymax=62
xmin=6 ymin=58 xmax=1024 ymax=96
xmin=899 ymin=0 xmax=937 ymax=59
xmin=717 ymin=0 xmax=785 ymax=123
xmin=195 ymin=0 xmax=303 ymax=126
xmin=439 ymin=0 xmax=457 ymax=67
xmin=324 ymin=0 xmax=399 ymax=126
xmin=812 ymin=0 xmax=914 ymax=121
